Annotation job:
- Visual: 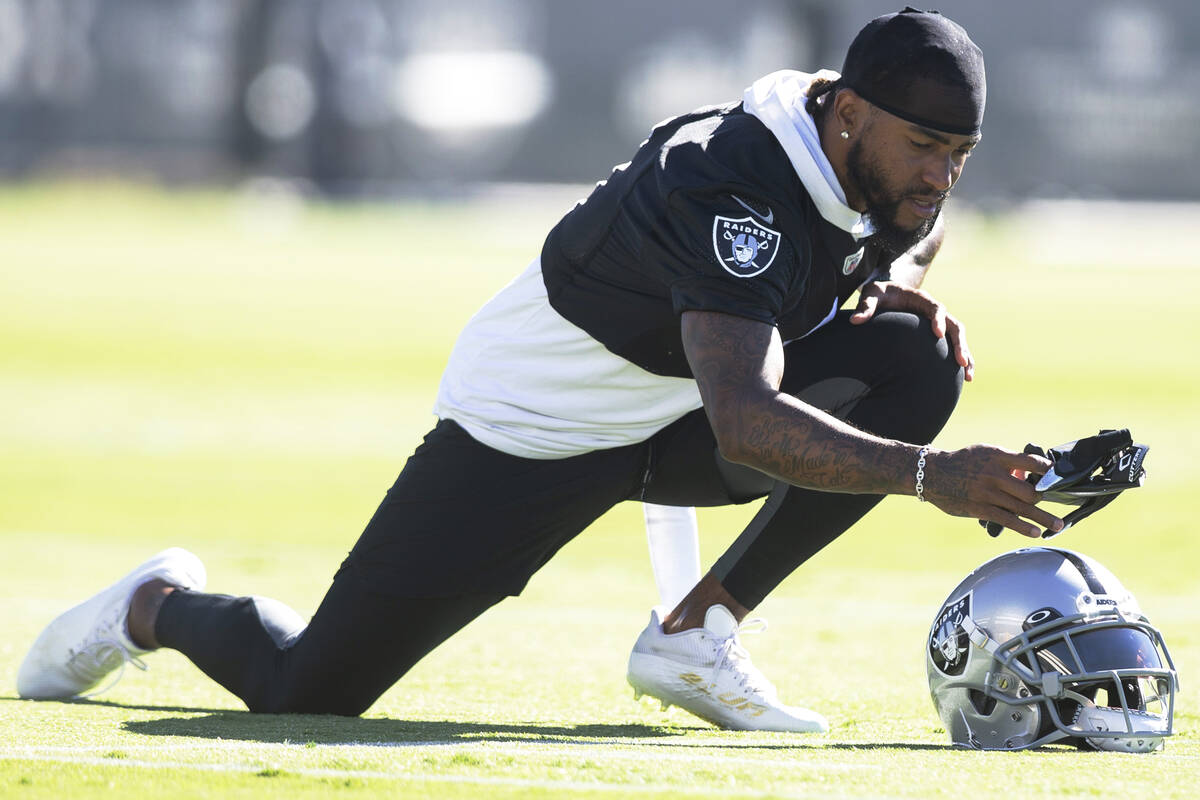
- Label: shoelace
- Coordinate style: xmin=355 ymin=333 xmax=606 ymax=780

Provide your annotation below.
xmin=65 ymin=600 xmax=150 ymax=699
xmin=67 ymin=638 xmax=148 ymax=698
xmin=711 ymin=618 xmax=776 ymax=697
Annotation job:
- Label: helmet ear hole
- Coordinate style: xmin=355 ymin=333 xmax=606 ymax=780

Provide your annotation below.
xmin=968 ymin=689 xmax=996 ymax=716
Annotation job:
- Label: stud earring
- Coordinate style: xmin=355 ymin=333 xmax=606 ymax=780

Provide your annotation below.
xmin=840 ymin=130 xmax=850 ymax=140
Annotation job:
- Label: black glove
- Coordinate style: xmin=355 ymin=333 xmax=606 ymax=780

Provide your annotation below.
xmin=981 ymin=429 xmax=1148 ymax=538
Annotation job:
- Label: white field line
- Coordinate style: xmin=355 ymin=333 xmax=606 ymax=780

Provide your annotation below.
xmin=0 ymin=737 xmax=810 ymax=752
xmin=0 ymin=738 xmax=884 ymax=773
xmin=8 ymin=741 xmax=1197 ymax=761
xmin=0 ymin=752 xmax=836 ymax=799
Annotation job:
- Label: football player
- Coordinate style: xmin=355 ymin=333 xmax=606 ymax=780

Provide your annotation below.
xmin=19 ymin=8 xmax=1064 ymax=733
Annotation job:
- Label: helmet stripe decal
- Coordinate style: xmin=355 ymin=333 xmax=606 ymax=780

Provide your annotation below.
xmin=1057 ymin=549 xmax=1107 ymax=594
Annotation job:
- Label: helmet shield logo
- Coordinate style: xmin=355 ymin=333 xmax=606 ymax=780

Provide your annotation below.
xmin=712 ymin=216 xmax=781 ymax=278
xmin=929 ymin=592 xmax=971 ymax=676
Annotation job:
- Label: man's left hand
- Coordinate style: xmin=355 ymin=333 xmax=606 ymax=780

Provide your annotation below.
xmin=850 ymin=281 xmax=975 ymax=381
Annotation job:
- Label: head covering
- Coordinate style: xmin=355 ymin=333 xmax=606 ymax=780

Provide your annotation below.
xmin=840 ymin=7 xmax=985 ymax=136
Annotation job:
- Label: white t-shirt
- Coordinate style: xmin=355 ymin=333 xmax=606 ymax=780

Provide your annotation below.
xmin=434 ymin=258 xmax=704 ymax=459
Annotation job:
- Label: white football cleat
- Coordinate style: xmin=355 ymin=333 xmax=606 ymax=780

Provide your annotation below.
xmin=17 ymin=547 xmax=206 ymax=700
xmin=627 ymin=604 xmax=829 ymax=733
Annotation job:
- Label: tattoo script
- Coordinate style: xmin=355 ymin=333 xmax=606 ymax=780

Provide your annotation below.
xmin=682 ymin=311 xmax=903 ymax=494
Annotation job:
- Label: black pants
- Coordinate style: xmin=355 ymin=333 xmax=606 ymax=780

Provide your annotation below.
xmin=156 ymin=311 xmax=962 ymax=714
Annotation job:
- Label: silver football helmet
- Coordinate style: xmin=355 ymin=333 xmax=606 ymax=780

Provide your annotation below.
xmin=927 ymin=547 xmax=1178 ymax=751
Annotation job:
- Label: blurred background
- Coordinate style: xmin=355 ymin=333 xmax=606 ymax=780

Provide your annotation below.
xmin=1 ymin=1 xmax=1199 ymax=767
xmin=0 ymin=0 xmax=1198 ymax=202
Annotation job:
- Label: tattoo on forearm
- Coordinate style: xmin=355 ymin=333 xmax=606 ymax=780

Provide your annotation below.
xmin=883 ymin=215 xmax=943 ymax=286
xmin=683 ymin=312 xmax=905 ymax=494
xmin=909 ymin=236 xmax=939 ymax=267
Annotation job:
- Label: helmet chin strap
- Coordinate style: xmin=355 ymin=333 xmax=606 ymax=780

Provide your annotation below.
xmin=1073 ymin=702 xmax=1168 ymax=753
xmin=980 ymin=429 xmax=1149 ymax=538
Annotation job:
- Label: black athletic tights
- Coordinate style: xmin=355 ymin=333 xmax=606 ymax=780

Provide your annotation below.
xmin=156 ymin=310 xmax=962 ymax=714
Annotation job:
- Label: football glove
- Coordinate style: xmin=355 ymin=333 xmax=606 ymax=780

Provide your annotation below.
xmin=981 ymin=428 xmax=1148 ymax=539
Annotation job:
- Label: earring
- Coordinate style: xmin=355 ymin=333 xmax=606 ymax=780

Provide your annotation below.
xmin=840 ymin=130 xmax=850 ymax=140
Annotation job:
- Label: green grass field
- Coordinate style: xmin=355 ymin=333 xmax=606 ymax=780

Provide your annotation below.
xmin=1 ymin=183 xmax=1197 ymax=798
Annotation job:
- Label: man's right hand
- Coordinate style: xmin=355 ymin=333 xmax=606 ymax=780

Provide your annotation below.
xmin=920 ymin=445 xmax=1064 ymax=538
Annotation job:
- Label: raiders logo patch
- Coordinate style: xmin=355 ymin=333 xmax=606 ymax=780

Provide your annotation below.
xmin=712 ymin=215 xmax=780 ymax=278
xmin=842 ymin=246 xmax=865 ymax=275
xmin=929 ymin=592 xmax=971 ymax=677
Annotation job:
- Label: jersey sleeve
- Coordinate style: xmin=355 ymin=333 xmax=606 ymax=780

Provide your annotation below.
xmin=659 ymin=187 xmax=807 ymax=326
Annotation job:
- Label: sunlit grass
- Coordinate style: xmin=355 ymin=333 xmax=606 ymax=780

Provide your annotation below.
xmin=1 ymin=183 xmax=1197 ymax=798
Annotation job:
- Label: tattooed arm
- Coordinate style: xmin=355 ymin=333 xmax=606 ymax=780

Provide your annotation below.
xmin=682 ymin=309 xmax=913 ymax=494
xmin=681 ymin=309 xmax=1064 ymax=537
xmin=877 ymin=212 xmax=944 ymax=289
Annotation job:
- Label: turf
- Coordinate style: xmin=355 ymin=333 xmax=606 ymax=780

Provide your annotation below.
xmin=0 ymin=183 xmax=1197 ymax=798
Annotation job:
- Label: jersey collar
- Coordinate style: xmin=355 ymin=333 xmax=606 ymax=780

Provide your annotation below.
xmin=743 ymin=70 xmax=874 ymax=240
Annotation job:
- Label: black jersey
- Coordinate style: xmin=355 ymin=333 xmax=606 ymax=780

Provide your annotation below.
xmin=436 ymin=70 xmax=879 ymax=458
xmin=541 ymin=100 xmax=878 ymax=378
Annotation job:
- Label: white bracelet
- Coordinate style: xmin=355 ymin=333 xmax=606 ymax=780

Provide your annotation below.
xmin=916 ymin=446 xmax=930 ymax=502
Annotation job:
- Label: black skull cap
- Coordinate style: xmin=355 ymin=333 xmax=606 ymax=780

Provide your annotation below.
xmin=841 ymin=7 xmax=985 ymax=136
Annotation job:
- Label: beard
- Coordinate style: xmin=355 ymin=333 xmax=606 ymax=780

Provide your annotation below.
xmin=845 ymin=138 xmax=945 ymax=256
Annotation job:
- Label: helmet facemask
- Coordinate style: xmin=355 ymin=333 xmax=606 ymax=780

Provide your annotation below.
xmin=954 ymin=606 xmax=1177 ymax=752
